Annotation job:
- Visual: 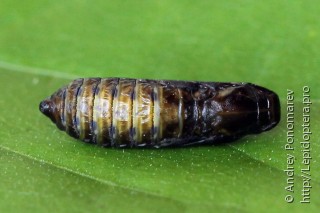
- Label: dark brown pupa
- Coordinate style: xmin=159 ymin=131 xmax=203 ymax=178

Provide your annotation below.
xmin=39 ymin=78 xmax=280 ymax=148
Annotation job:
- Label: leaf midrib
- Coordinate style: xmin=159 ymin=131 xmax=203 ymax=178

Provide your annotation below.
xmin=0 ymin=59 xmax=319 ymax=102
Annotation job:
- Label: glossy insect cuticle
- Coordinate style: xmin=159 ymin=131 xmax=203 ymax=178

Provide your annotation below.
xmin=40 ymin=78 xmax=281 ymax=148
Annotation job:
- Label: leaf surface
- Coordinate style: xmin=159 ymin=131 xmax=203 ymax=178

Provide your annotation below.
xmin=0 ymin=0 xmax=319 ymax=212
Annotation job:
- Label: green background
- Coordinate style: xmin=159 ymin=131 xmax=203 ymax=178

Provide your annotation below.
xmin=0 ymin=0 xmax=319 ymax=212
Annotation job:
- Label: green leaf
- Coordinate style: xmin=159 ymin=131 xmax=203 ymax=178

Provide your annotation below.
xmin=0 ymin=0 xmax=319 ymax=212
